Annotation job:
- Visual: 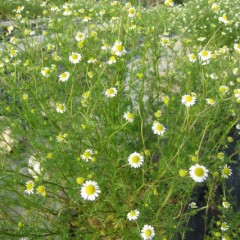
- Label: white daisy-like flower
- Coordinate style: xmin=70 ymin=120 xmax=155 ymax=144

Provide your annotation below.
xmin=161 ymin=37 xmax=170 ymax=46
xmin=128 ymin=7 xmax=136 ymax=18
xmin=128 ymin=152 xmax=144 ymax=168
xmin=219 ymin=85 xmax=229 ymax=94
xmin=221 ymin=222 xmax=229 ymax=231
xmin=222 ymin=201 xmax=230 ymax=209
xmin=198 ymin=50 xmax=212 ymax=62
xmin=187 ymin=53 xmax=197 ymax=63
xmin=189 ymin=164 xmax=209 ymax=182
xmin=41 ymin=67 xmax=51 ymax=77
xmin=81 ymin=149 xmax=94 ymax=162
xmin=189 ymin=202 xmax=198 ymax=208
xmin=7 ymin=25 xmax=14 ymax=34
xmin=181 ymin=94 xmax=196 ymax=107
xmin=87 ymin=57 xmax=97 ymax=64
xmin=234 ymin=43 xmax=240 ymax=53
xmin=141 ymin=225 xmax=155 ymax=240
xmin=123 ymin=111 xmax=134 ymax=123
xmin=101 ymin=43 xmax=110 ymax=51
xmin=221 ymin=165 xmax=232 ymax=178
xmin=9 ymin=48 xmax=18 ymax=58
xmin=206 ymin=98 xmax=216 ymax=106
xmin=164 ymin=0 xmax=174 ymax=6
xmin=152 ymin=122 xmax=166 ymax=136
xmin=56 ymin=103 xmax=66 ymax=113
xmin=25 ymin=180 xmax=35 ymax=194
xmin=75 ymin=31 xmax=86 ymax=42
xmin=81 ymin=180 xmax=101 ymax=201
xmin=69 ymin=52 xmax=82 ymax=64
xmin=127 ymin=209 xmax=140 ymax=221
xmin=112 ymin=41 xmax=126 ymax=57
xmin=59 ymin=72 xmax=70 ymax=82
xmin=219 ymin=15 xmax=229 ymax=25
xmin=107 ymin=56 xmax=116 ymax=65
xmin=211 ymin=3 xmax=220 ymax=12
xmin=105 ymin=87 xmax=117 ymax=98
xmin=63 ymin=8 xmax=72 ymax=16
xmin=82 ymin=16 xmax=91 ymax=23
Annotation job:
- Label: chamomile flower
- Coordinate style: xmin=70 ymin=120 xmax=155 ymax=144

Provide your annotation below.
xmin=63 ymin=8 xmax=72 ymax=16
xmin=164 ymin=0 xmax=174 ymax=7
xmin=41 ymin=67 xmax=51 ymax=77
xmin=112 ymin=41 xmax=126 ymax=57
xmin=56 ymin=132 xmax=67 ymax=142
xmin=219 ymin=86 xmax=229 ymax=94
xmin=161 ymin=37 xmax=170 ymax=46
xmin=198 ymin=50 xmax=212 ymax=62
xmin=219 ymin=15 xmax=230 ymax=25
xmin=206 ymin=98 xmax=216 ymax=105
xmin=123 ymin=111 xmax=134 ymax=123
xmin=128 ymin=152 xmax=144 ymax=168
xmin=7 ymin=25 xmax=14 ymax=34
xmin=221 ymin=222 xmax=229 ymax=231
xmin=81 ymin=149 xmax=94 ymax=162
xmin=59 ymin=72 xmax=70 ymax=82
xmin=189 ymin=202 xmax=198 ymax=208
xmin=141 ymin=225 xmax=155 ymax=240
xmin=222 ymin=201 xmax=230 ymax=209
xmin=56 ymin=103 xmax=66 ymax=113
xmin=189 ymin=164 xmax=209 ymax=182
xmin=128 ymin=7 xmax=136 ymax=18
xmin=105 ymin=87 xmax=117 ymax=98
xmin=87 ymin=57 xmax=97 ymax=64
xmin=234 ymin=43 xmax=240 ymax=53
xmin=127 ymin=209 xmax=140 ymax=221
xmin=152 ymin=122 xmax=166 ymax=136
xmin=76 ymin=177 xmax=84 ymax=185
xmin=181 ymin=94 xmax=196 ymax=107
xmin=188 ymin=53 xmax=197 ymax=63
xmin=69 ymin=52 xmax=81 ymax=64
xmin=80 ymin=180 xmax=101 ymax=201
xmin=37 ymin=186 xmax=46 ymax=197
xmin=221 ymin=165 xmax=232 ymax=178
xmin=25 ymin=180 xmax=35 ymax=194
xmin=211 ymin=3 xmax=220 ymax=12
xmin=107 ymin=56 xmax=116 ymax=65
xmin=75 ymin=31 xmax=86 ymax=42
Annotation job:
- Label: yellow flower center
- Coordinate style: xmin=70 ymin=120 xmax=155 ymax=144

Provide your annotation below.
xmin=201 ymin=51 xmax=209 ymax=57
xmin=85 ymin=185 xmax=95 ymax=195
xmin=84 ymin=151 xmax=91 ymax=159
xmin=129 ymin=211 xmax=136 ymax=217
xmin=185 ymin=95 xmax=193 ymax=102
xmin=195 ymin=167 xmax=204 ymax=177
xmin=129 ymin=8 xmax=135 ymax=15
xmin=132 ymin=156 xmax=140 ymax=163
xmin=222 ymin=15 xmax=228 ymax=21
xmin=107 ymin=89 xmax=114 ymax=95
xmin=222 ymin=167 xmax=230 ymax=176
xmin=126 ymin=113 xmax=133 ymax=119
xmin=37 ymin=186 xmax=45 ymax=194
xmin=72 ymin=54 xmax=78 ymax=60
xmin=156 ymin=124 xmax=163 ymax=131
xmin=61 ymin=73 xmax=67 ymax=78
xmin=116 ymin=44 xmax=123 ymax=52
xmin=162 ymin=39 xmax=168 ymax=44
xmin=58 ymin=104 xmax=64 ymax=111
xmin=145 ymin=229 xmax=152 ymax=237
xmin=26 ymin=183 xmax=34 ymax=190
